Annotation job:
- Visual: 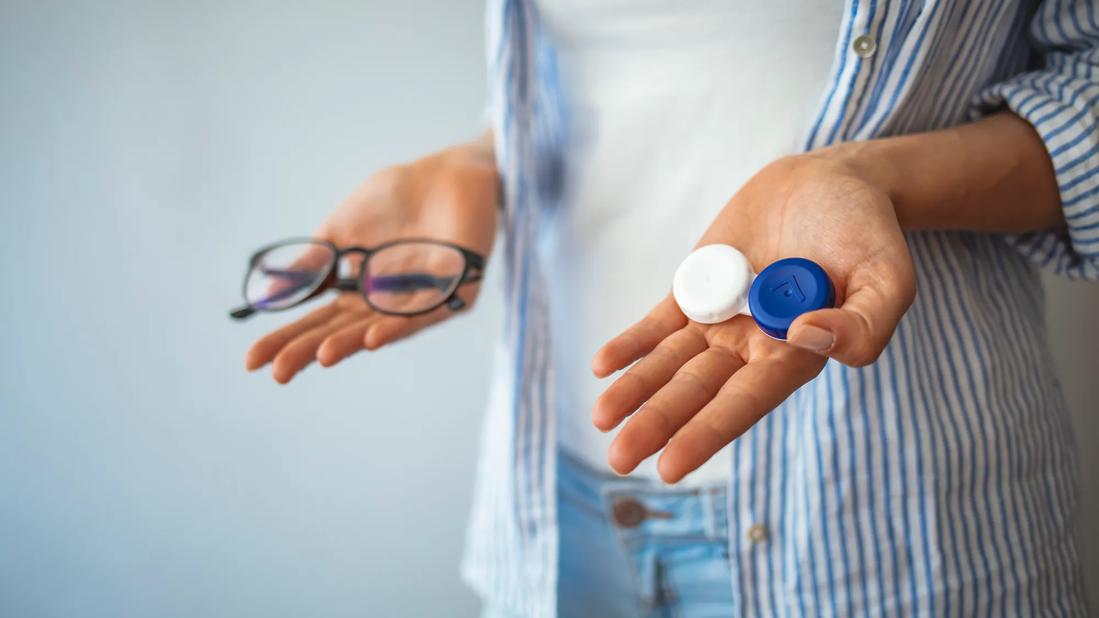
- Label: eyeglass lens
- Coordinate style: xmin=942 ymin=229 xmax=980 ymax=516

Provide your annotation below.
xmin=244 ymin=241 xmax=336 ymax=311
xmin=364 ymin=242 xmax=466 ymax=315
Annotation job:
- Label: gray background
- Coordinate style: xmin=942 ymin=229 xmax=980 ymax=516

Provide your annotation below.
xmin=0 ymin=1 xmax=1095 ymax=617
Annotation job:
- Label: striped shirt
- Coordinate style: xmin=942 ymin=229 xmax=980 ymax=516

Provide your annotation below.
xmin=462 ymin=1 xmax=1098 ymax=616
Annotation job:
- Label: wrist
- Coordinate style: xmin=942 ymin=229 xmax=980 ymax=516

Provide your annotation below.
xmin=814 ymin=140 xmax=903 ymax=208
xmin=437 ymin=131 xmax=497 ymax=174
xmin=808 ymin=114 xmax=1062 ymax=234
xmin=405 ymin=134 xmax=500 ymax=202
xmin=811 ymin=136 xmax=959 ymax=231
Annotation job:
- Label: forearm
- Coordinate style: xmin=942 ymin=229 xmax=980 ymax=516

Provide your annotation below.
xmin=827 ymin=112 xmax=1065 ymax=233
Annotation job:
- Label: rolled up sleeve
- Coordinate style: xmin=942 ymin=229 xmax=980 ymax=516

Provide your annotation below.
xmin=970 ymin=0 xmax=1099 ymax=280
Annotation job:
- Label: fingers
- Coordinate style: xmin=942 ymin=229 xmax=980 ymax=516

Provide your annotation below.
xmin=316 ymin=316 xmax=381 ymax=367
xmin=363 ymin=306 xmax=451 ymax=350
xmin=592 ymin=327 xmax=708 ymax=432
xmin=592 ymin=295 xmax=687 ymax=378
xmin=270 ymin=313 xmax=360 ymax=383
xmin=245 ymin=303 xmax=342 ymax=371
xmin=786 ymin=258 xmax=915 ymax=367
xmin=657 ymin=354 xmax=821 ymax=484
xmin=245 ymin=292 xmax=457 ymax=383
xmin=607 ymin=347 xmax=743 ymax=475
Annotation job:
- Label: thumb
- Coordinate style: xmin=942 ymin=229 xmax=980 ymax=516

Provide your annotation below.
xmin=786 ymin=264 xmax=915 ymax=367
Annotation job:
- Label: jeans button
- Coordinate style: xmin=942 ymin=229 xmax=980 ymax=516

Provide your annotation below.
xmin=612 ymin=497 xmax=646 ymax=528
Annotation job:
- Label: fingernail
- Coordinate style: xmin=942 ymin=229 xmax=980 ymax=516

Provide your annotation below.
xmin=788 ymin=324 xmax=834 ymax=353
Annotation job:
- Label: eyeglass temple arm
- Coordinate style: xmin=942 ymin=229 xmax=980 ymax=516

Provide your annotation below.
xmin=263 ymin=261 xmax=486 ymax=291
xmin=259 ymin=267 xmax=325 ymax=282
xmin=446 ymin=257 xmax=486 ymax=311
xmin=366 ymin=261 xmax=486 ymax=290
xmin=228 ymin=282 xmax=311 ymax=320
xmin=367 ymin=273 xmax=461 ymax=292
xmin=228 ymin=268 xmax=330 ymax=320
xmin=230 ymin=261 xmax=487 ymax=319
xmin=453 ymin=268 xmax=482 ymax=286
xmin=461 ymin=251 xmax=485 ymax=284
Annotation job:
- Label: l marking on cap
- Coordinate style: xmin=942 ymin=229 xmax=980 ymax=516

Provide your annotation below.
xmin=771 ymin=275 xmax=807 ymax=303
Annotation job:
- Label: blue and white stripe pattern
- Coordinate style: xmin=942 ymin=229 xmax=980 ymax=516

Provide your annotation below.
xmin=462 ymin=0 xmax=1097 ymax=615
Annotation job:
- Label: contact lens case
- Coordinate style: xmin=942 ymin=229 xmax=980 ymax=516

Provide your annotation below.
xmin=672 ymin=244 xmax=835 ymax=340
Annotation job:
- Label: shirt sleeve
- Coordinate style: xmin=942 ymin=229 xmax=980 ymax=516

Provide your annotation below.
xmin=969 ymin=0 xmax=1099 ymax=280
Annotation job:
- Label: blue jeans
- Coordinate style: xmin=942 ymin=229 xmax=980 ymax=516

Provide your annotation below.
xmin=483 ymin=451 xmax=734 ymax=617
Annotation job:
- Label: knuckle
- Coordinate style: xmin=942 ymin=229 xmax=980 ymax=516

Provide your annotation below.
xmin=676 ymin=368 xmax=714 ymax=400
xmin=846 ymin=353 xmax=874 ymax=368
xmin=638 ymin=404 xmax=676 ymax=437
xmin=612 ymin=367 xmax=639 ymax=390
xmin=900 ymin=280 xmax=917 ymax=309
xmin=845 ymin=341 xmax=883 ymax=367
xmin=593 ymin=391 xmax=617 ymax=420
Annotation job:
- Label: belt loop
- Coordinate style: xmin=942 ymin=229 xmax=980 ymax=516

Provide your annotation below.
xmin=702 ymin=489 xmax=716 ymax=538
xmin=708 ymin=486 xmax=729 ymax=539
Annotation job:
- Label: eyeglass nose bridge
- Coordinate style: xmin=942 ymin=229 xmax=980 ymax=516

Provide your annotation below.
xmin=336 ymin=246 xmax=372 ymax=259
xmin=329 ymin=246 xmax=372 ymax=292
xmin=333 ymin=278 xmax=360 ymax=292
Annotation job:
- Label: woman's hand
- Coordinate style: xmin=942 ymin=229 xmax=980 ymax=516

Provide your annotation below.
xmin=245 ymin=134 xmax=499 ymax=383
xmin=591 ymin=150 xmax=916 ymax=483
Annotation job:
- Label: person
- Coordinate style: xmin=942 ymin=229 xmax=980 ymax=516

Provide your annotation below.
xmin=243 ymin=1 xmax=1097 ymax=615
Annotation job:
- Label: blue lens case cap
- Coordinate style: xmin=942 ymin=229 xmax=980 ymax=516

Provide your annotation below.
xmin=748 ymin=257 xmax=835 ymax=340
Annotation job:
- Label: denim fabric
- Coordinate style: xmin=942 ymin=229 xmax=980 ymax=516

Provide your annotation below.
xmin=482 ymin=451 xmax=734 ymax=617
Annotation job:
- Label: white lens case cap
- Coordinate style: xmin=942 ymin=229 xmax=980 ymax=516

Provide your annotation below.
xmin=672 ymin=244 xmax=754 ymax=324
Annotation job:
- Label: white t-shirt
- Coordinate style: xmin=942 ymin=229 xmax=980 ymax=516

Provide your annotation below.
xmin=535 ymin=0 xmax=845 ymax=484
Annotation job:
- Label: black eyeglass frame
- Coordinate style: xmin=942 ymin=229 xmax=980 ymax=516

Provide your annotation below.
xmin=229 ymin=237 xmax=485 ymax=320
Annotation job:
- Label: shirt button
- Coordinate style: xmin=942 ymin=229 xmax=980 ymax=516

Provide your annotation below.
xmin=612 ymin=498 xmax=646 ymax=528
xmin=746 ymin=523 xmax=769 ymax=544
xmin=853 ymin=34 xmax=878 ymax=58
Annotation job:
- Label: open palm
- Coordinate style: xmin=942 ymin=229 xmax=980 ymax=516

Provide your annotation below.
xmin=591 ymin=154 xmax=916 ymax=483
xmin=244 ymin=140 xmax=499 ymax=383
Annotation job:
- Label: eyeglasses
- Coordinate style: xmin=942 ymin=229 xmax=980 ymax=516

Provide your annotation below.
xmin=228 ymin=238 xmax=485 ymax=320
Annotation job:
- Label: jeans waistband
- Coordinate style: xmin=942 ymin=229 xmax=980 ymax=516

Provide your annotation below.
xmin=558 ymin=448 xmax=728 ymax=541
